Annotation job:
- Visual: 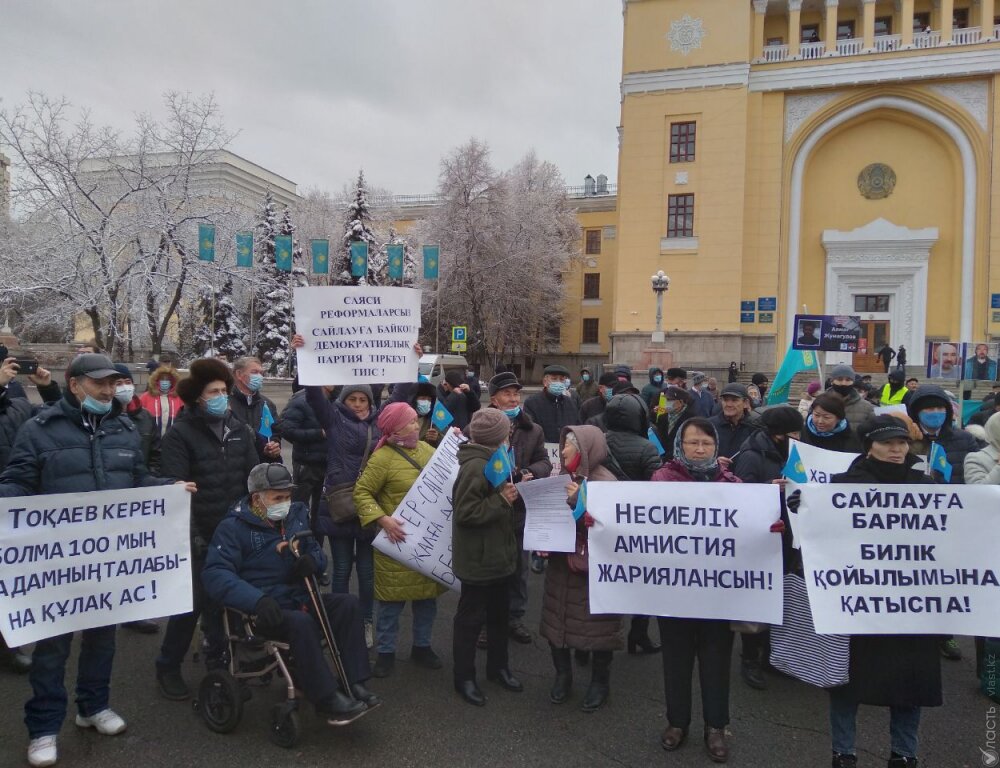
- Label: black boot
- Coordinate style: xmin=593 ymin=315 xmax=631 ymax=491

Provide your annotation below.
xmin=887 ymin=754 xmax=918 ymax=768
xmin=627 ymin=616 xmax=660 ymax=654
xmin=581 ymin=651 xmax=611 ymax=712
xmin=549 ymin=646 xmax=572 ymax=704
xmin=831 ymin=753 xmax=857 ymax=768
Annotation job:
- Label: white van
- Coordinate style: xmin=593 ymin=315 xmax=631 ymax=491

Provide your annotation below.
xmin=418 ymin=354 xmax=469 ymax=386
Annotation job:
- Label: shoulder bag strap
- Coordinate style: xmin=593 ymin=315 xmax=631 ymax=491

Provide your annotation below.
xmin=387 ymin=442 xmax=424 ymax=472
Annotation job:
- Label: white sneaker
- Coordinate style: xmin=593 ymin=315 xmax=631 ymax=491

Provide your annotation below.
xmin=27 ymin=735 xmax=57 ymax=767
xmin=364 ymin=620 xmax=374 ymax=650
xmin=74 ymin=708 xmax=126 ymax=735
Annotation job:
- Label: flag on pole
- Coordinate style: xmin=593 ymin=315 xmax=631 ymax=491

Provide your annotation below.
xmin=387 ymin=244 xmax=404 ymax=281
xmin=235 ymin=232 xmax=254 ymax=268
xmin=766 ymin=347 xmax=818 ymax=406
xmin=782 ymin=443 xmax=809 ymax=483
xmin=259 ymin=403 xmax=274 ymax=440
xmin=431 ymin=401 xmax=454 ymax=432
xmin=350 ymin=241 xmax=368 ymax=277
xmin=311 ymin=239 xmax=329 ymax=274
xmin=274 ymin=235 xmax=293 ymax=272
xmin=929 ymin=441 xmax=953 ymax=482
xmin=647 ymin=426 xmax=666 ymax=456
xmin=572 ymin=479 xmax=588 ymax=520
xmin=198 ymin=224 xmax=216 ymax=262
xmin=423 ymin=245 xmax=440 ymax=280
xmin=484 ymin=444 xmax=513 ymax=488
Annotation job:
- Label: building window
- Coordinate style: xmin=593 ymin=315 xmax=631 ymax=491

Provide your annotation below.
xmin=874 ymin=16 xmax=892 ymax=36
xmin=801 ymin=24 xmax=819 ymax=43
xmin=666 ymin=194 xmax=695 ymax=238
xmin=837 ymin=20 xmax=855 ymax=39
xmin=583 ymin=273 xmax=600 ymax=300
xmin=582 ymin=318 xmax=600 ymax=345
xmin=954 ymin=8 xmax=969 ymax=28
xmin=854 ymin=294 xmax=890 ymax=313
xmin=766 ymin=36 xmax=784 ymax=45
xmin=914 ymin=12 xmax=931 ymax=32
xmin=585 ymin=229 xmax=601 ymax=255
xmin=669 ymin=121 xmax=696 ymax=163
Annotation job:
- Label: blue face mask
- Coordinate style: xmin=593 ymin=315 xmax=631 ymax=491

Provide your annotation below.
xmin=919 ymin=410 xmax=948 ymax=430
xmin=158 ymin=379 xmax=172 ymax=394
xmin=204 ymin=394 xmax=229 ymax=416
xmin=82 ymin=395 xmax=113 ymax=415
xmin=604 ymin=388 xmax=614 ymax=402
xmin=503 ymin=406 xmax=521 ymax=419
xmin=581 ymin=374 xmax=591 ymax=382
xmin=653 ymin=375 xmax=663 ymax=384
xmin=548 ymin=382 xmax=567 ymax=397
xmin=248 ymin=374 xmax=264 ymax=392
xmin=415 ymin=400 xmax=432 ymax=416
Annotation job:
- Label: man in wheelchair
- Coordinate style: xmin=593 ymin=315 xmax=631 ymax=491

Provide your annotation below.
xmin=203 ymin=463 xmax=381 ymax=724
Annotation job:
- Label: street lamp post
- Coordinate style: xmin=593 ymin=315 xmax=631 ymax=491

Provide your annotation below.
xmin=651 ymin=270 xmax=670 ymax=343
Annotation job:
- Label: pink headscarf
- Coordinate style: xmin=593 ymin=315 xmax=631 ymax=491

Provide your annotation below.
xmin=374 ymin=402 xmax=418 ymax=452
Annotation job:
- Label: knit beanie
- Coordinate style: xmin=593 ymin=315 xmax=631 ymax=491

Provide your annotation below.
xmin=469 ymin=408 xmax=511 ymax=449
xmin=830 ymin=364 xmax=856 ymax=381
xmin=761 ymin=406 xmax=804 ymax=436
xmin=338 ymin=383 xmax=374 ymax=405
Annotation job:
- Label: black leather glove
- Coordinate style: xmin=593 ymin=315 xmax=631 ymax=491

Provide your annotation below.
xmin=253 ymin=596 xmax=284 ymax=634
xmin=291 ymin=553 xmax=319 ymax=579
xmin=785 ymin=489 xmax=802 ymax=512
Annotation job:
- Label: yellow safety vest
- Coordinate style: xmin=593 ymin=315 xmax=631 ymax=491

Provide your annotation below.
xmin=879 ymin=383 xmax=906 ymax=406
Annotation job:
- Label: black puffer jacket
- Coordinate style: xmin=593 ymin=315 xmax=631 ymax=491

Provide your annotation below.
xmin=709 ymin=412 xmax=763 ymax=459
xmin=524 ymin=389 xmax=581 ymax=443
xmin=603 ymin=394 xmax=661 ymax=481
xmin=0 ymin=396 xmax=167 ymax=496
xmin=279 ymin=389 xmax=327 ymax=468
xmin=907 ymin=384 xmax=982 ymax=484
xmin=0 ymin=389 xmax=33 ymax=470
xmin=731 ymin=428 xmax=785 ymax=483
xmin=124 ymin=399 xmax=161 ymax=473
xmin=160 ymin=407 xmax=259 ymax=551
xmin=229 ymin=389 xmax=282 ymax=462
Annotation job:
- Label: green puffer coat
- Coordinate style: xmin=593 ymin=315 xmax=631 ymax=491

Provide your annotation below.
xmin=354 ymin=441 xmax=447 ymax=602
xmin=451 ymin=443 xmax=518 ymax=585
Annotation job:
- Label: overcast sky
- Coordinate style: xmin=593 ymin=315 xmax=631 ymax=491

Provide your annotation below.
xmin=1 ymin=1 xmax=623 ymax=196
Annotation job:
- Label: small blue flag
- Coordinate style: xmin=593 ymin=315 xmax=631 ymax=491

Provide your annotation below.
xmin=274 ymin=235 xmax=293 ymax=272
xmin=235 ymin=232 xmax=253 ymax=268
xmin=647 ymin=426 xmax=665 ymax=456
xmin=782 ymin=443 xmax=809 ymax=483
xmin=311 ymin=239 xmax=329 ymax=274
xmin=572 ymin=479 xmax=587 ymax=521
xmin=387 ymin=244 xmax=404 ymax=281
xmin=259 ymin=403 xmax=274 ymax=440
xmin=767 ymin=346 xmax=818 ymax=406
xmin=431 ymin=401 xmax=454 ymax=431
xmin=350 ymin=241 xmax=368 ymax=277
xmin=423 ymin=245 xmax=440 ymax=280
xmin=198 ymin=223 xmax=216 ymax=262
xmin=484 ymin=444 xmax=513 ymax=488
xmin=929 ymin=442 xmax=953 ymax=482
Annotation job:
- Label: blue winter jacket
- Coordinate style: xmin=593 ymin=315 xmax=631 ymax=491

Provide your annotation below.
xmin=202 ymin=498 xmax=326 ymax=614
xmin=0 ymin=396 xmax=169 ymax=496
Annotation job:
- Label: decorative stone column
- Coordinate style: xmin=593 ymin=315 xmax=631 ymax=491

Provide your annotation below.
xmin=941 ymin=0 xmax=955 ymax=43
xmin=753 ymin=0 xmax=769 ymax=60
xmin=983 ymin=0 xmax=996 ymax=38
xmin=861 ymin=0 xmax=877 ymax=50
xmin=825 ymin=0 xmax=840 ymax=54
xmin=789 ymin=0 xmax=803 ymax=58
xmin=899 ymin=0 xmax=916 ymax=47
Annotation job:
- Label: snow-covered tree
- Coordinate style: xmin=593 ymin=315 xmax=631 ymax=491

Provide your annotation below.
xmin=256 ymin=205 xmax=307 ymax=376
xmin=192 ymin=277 xmax=247 ymax=360
xmin=415 ymin=140 xmax=580 ymax=367
xmin=336 ymin=170 xmax=382 ymax=286
xmin=376 ymin=227 xmax=417 ymax=286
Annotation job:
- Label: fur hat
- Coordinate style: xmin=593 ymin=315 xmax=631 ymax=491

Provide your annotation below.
xmin=469 ymin=408 xmax=511 ymax=449
xmin=176 ymin=358 xmax=233 ymax=406
xmin=489 ymin=371 xmax=522 ymax=396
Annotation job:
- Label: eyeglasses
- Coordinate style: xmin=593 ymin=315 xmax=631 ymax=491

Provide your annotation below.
xmin=681 ymin=440 xmax=715 ymax=449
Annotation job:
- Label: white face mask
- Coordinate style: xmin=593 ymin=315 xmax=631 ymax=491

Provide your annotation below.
xmin=114 ymin=385 xmax=135 ymax=405
xmin=265 ymin=501 xmax=291 ymax=521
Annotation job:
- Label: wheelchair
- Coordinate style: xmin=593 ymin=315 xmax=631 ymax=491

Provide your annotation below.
xmin=194 ymin=532 xmax=372 ymax=747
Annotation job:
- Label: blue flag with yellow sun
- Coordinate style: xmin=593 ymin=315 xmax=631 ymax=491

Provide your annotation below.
xmin=274 ymin=235 xmax=293 ymax=272
xmin=387 ymin=244 xmax=404 ymax=281
xmin=782 ymin=443 xmax=808 ymax=483
xmin=198 ymin=223 xmax=215 ymax=262
xmin=350 ymin=241 xmax=368 ymax=277
xmin=572 ymin=479 xmax=588 ymax=520
xmin=259 ymin=403 xmax=274 ymax=440
xmin=235 ymin=232 xmax=253 ymax=267
xmin=431 ymin=401 xmax=454 ymax=431
xmin=767 ymin=346 xmax=818 ymax=406
xmin=485 ymin=444 xmax=513 ymax=488
xmin=423 ymin=245 xmax=440 ymax=280
xmin=929 ymin=441 xmax=953 ymax=482
xmin=311 ymin=239 xmax=329 ymax=275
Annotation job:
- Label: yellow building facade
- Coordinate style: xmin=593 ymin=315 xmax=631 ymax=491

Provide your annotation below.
xmin=615 ymin=0 xmax=1000 ymax=373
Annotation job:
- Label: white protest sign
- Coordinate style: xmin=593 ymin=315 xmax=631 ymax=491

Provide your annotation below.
xmin=789 ymin=440 xmax=858 ymax=484
xmin=797 ymin=483 xmax=1000 ymax=635
xmin=0 ymin=485 xmax=192 ymax=646
xmin=587 ymin=482 xmax=784 ymax=623
xmin=294 ymin=285 xmax=421 ymax=385
xmin=518 ymin=475 xmax=576 ymax=553
xmin=544 ymin=442 xmax=562 ymax=474
xmin=372 ymin=428 xmax=465 ymax=592
xmin=874 ymin=405 xmax=908 ymax=417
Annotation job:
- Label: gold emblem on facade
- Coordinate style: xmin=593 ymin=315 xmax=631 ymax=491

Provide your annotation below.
xmin=857 ymin=163 xmax=896 ymax=200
